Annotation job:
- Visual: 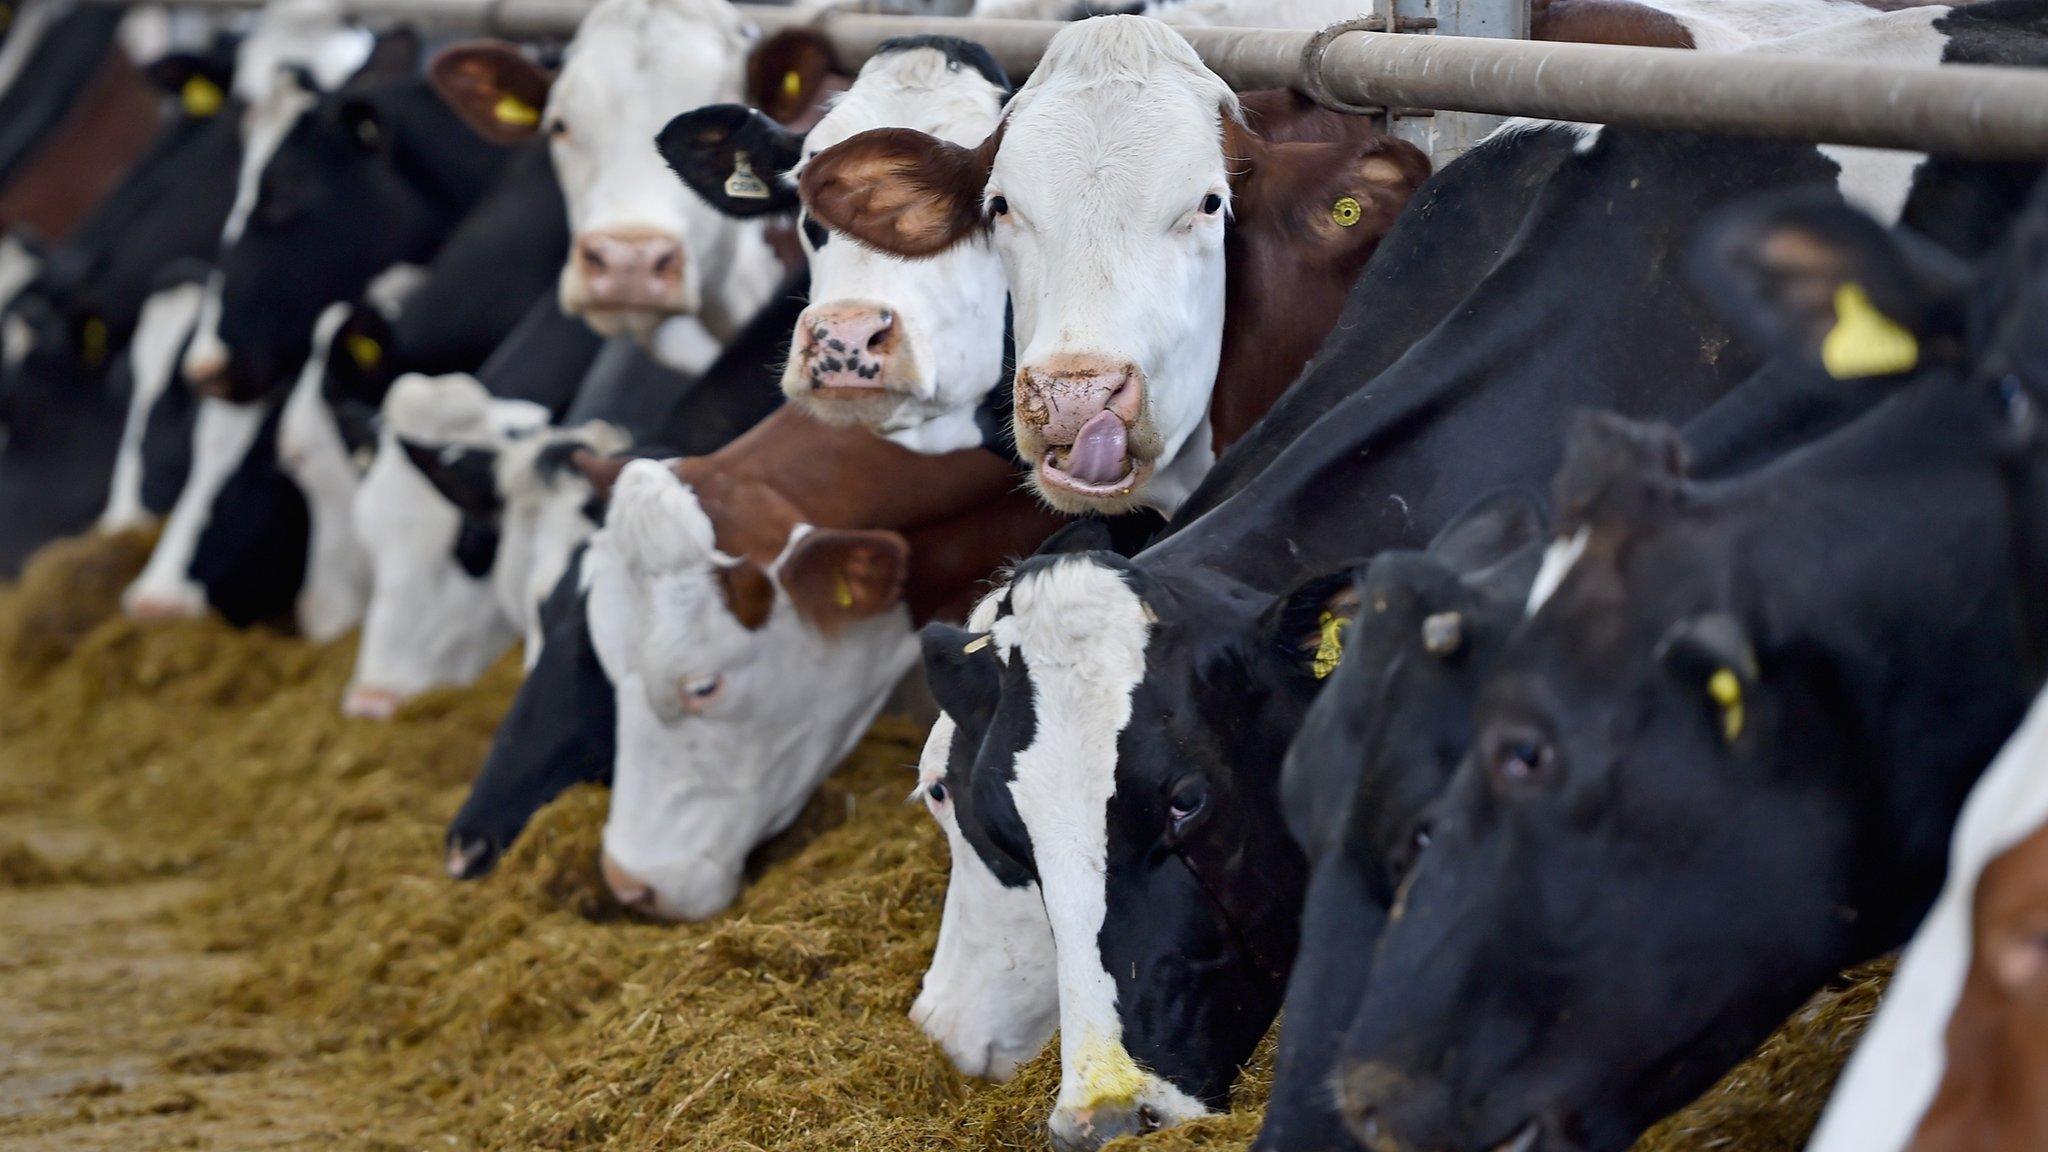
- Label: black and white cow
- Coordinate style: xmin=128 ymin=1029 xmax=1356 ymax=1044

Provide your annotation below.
xmin=1328 ymin=178 xmax=2048 ymax=1152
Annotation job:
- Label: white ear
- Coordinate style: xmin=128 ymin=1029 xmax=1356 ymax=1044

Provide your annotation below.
xmin=382 ymin=373 xmax=493 ymax=441
xmin=604 ymin=460 xmax=725 ymax=576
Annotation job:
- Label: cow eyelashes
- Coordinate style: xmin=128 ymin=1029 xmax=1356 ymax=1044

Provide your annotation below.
xmin=679 ymin=675 xmax=724 ymax=712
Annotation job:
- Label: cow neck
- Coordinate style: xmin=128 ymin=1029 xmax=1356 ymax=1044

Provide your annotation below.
xmin=674 ymin=405 xmax=1020 ymax=567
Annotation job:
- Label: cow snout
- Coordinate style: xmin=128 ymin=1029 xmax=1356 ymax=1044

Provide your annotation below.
xmin=1049 ymin=1101 xmax=1166 ymax=1152
xmin=575 ymin=230 xmax=685 ymax=312
xmin=444 ymin=832 xmax=498 ymax=880
xmin=794 ymin=303 xmax=899 ymax=391
xmin=600 ymin=852 xmax=658 ymax=912
xmin=124 ymin=591 xmax=205 ymax=622
xmin=1335 ymin=1061 xmax=1451 ymax=1152
xmin=341 ymin=685 xmax=405 ymax=721
xmin=1017 ymin=356 xmax=1146 ymax=490
xmin=184 ymin=351 xmax=231 ymax=397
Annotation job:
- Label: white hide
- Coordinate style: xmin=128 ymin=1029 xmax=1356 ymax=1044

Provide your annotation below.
xmin=277 ymin=303 xmax=371 ymax=642
xmin=98 ymin=281 xmax=204 ymax=532
xmin=345 ymin=375 xmax=545 ymax=714
xmin=786 ymin=44 xmax=1010 ymax=454
xmin=490 ymin=420 xmax=629 ymax=663
xmin=911 ymin=589 xmax=1061 ymax=1082
xmin=0 ymin=238 xmax=42 ymax=379
xmin=1805 ymin=687 xmax=2048 ymax=1152
xmin=991 ymin=558 xmax=1211 ymax=1139
xmin=120 ymin=394 xmax=266 ymax=619
xmin=544 ymin=0 xmax=779 ymax=345
xmin=986 ymin=17 xmax=1236 ymax=515
xmin=586 ymin=461 xmax=918 ymax=921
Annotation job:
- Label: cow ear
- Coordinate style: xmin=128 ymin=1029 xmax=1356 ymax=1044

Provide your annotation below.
xmin=1035 ymin=517 xmax=1116 ymax=558
xmin=921 ymin=622 xmax=1003 ymax=727
xmin=781 ymin=528 xmax=910 ymax=633
xmin=1268 ymin=565 xmax=1366 ymax=682
xmin=1656 ymin=612 xmax=1759 ymax=745
xmin=800 ymin=125 xmax=998 ymax=258
xmin=354 ymin=26 xmax=422 ymax=83
xmin=399 ymin=439 xmax=502 ymax=518
xmin=745 ymin=27 xmax=837 ymax=128
xmin=656 ymin=105 xmax=805 ymax=218
xmin=570 ymin=448 xmax=631 ymax=502
xmin=1428 ymin=489 xmax=1546 ymax=575
xmin=429 ymin=40 xmax=555 ymax=145
xmin=1689 ymin=189 xmax=1968 ymax=379
xmin=145 ymin=53 xmax=233 ymax=119
xmin=716 ymin=560 xmax=776 ymax=631
xmin=1230 ymin=125 xmax=1430 ymax=247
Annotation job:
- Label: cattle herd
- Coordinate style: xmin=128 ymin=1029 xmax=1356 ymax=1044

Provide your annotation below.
xmin=3 ymin=0 xmax=2048 ymax=1147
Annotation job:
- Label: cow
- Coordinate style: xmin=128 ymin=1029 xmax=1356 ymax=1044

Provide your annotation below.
xmin=657 ymin=34 xmax=1015 ymax=454
xmin=582 ymin=416 xmax=1063 ymax=922
xmin=100 ymin=276 xmax=207 ymax=533
xmin=1328 ymin=179 xmax=2048 ymax=1152
xmin=427 ymin=0 xmax=796 ymax=349
xmin=799 ymin=16 xmax=1428 ymax=514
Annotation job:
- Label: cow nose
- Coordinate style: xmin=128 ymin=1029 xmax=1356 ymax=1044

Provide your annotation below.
xmin=124 ymin=594 xmax=204 ymax=622
xmin=444 ymin=833 xmax=497 ymax=880
xmin=341 ymin=685 xmax=405 ymax=720
xmin=1335 ymin=1062 xmax=1437 ymax=1152
xmin=1049 ymin=1102 xmax=1164 ymax=1152
xmin=796 ymin=303 xmax=899 ymax=390
xmin=576 ymin=231 xmax=684 ymax=310
xmin=600 ymin=852 xmax=658 ymax=912
xmin=1017 ymin=356 xmax=1144 ymax=446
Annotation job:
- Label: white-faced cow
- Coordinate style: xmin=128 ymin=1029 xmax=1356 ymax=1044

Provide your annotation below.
xmin=427 ymin=0 xmax=788 ymax=348
xmin=658 ymin=34 xmax=1014 ymax=454
xmin=801 ymin=16 xmax=1427 ymax=514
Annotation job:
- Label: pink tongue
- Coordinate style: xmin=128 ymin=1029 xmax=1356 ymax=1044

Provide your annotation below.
xmin=1063 ymin=410 xmax=1129 ymax=485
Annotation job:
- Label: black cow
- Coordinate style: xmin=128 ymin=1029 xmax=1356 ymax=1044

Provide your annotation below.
xmin=1331 ymin=181 xmax=2048 ymax=1152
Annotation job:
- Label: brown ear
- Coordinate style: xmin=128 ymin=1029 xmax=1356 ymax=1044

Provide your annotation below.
xmin=428 ymin=40 xmax=556 ymax=146
xmin=571 ymin=449 xmax=630 ymax=500
xmin=716 ymin=560 xmax=776 ymax=631
xmin=799 ymin=125 xmax=999 ymax=258
xmin=1232 ymin=131 xmax=1430 ymax=246
xmin=746 ymin=28 xmax=838 ymax=129
xmin=780 ymin=528 xmax=910 ymax=634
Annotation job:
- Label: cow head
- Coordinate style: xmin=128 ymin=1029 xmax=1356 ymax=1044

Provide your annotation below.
xmin=582 ymin=459 xmax=917 ymax=920
xmin=277 ymin=301 xmax=374 ymax=641
xmin=658 ymin=35 xmax=1012 ymax=454
xmin=429 ymin=0 xmax=775 ymax=341
xmin=344 ymin=374 xmax=545 ymax=718
xmin=802 ymin=16 xmax=1423 ymax=514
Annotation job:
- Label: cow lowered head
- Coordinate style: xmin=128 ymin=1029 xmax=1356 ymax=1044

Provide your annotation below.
xmin=429 ymin=0 xmax=794 ymax=343
xmin=801 ymin=15 xmax=1424 ymax=514
xmin=1330 ymin=188 xmax=2048 ymax=1152
xmin=658 ymin=34 xmax=1013 ymax=454
xmin=583 ymin=458 xmax=919 ymax=920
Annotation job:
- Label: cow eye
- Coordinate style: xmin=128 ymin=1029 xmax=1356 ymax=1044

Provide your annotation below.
xmin=987 ymin=195 xmax=1009 ymax=218
xmin=546 ymin=119 xmax=569 ymax=139
xmin=679 ymin=675 xmax=723 ymax=711
xmin=926 ymin=780 xmax=948 ymax=805
xmin=1199 ymin=192 xmax=1224 ymax=215
xmin=1489 ymin=735 xmax=1553 ymax=787
xmin=1167 ymin=775 xmax=1210 ymax=829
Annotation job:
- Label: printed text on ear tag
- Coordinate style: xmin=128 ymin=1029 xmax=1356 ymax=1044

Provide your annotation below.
xmin=725 ymin=151 xmax=770 ymax=201
xmin=1313 ymin=610 xmax=1345 ymax=680
xmin=1821 ymin=282 xmax=1918 ymax=380
xmin=493 ymin=94 xmax=540 ymax=128
xmin=1708 ymin=666 xmax=1745 ymax=743
xmin=181 ymin=76 xmax=224 ymax=119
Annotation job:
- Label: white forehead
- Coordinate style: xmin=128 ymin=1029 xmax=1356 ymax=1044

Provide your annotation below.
xmin=600 ymin=461 xmax=762 ymax=657
xmin=802 ymin=46 xmax=1007 ymax=157
xmin=232 ymin=0 xmax=373 ymax=105
xmin=552 ymin=0 xmax=747 ymax=117
xmin=997 ymin=558 xmax=1150 ymax=685
xmin=993 ymin=17 xmax=1237 ymax=210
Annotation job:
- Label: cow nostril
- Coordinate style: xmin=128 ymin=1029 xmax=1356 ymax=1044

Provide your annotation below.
xmin=652 ymin=250 xmax=676 ymax=276
xmin=866 ymin=324 xmax=891 ymax=352
xmin=582 ymin=245 xmax=609 ymax=272
xmin=1136 ymin=1105 xmax=1160 ymax=1134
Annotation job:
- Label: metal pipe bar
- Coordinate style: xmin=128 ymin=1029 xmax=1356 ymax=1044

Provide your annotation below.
xmin=85 ymin=0 xmax=2048 ymax=159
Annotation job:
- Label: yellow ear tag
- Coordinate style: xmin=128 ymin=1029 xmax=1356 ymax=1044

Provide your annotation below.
xmin=1707 ymin=666 xmax=1745 ymax=743
xmin=344 ymin=333 xmax=382 ymax=372
xmin=1312 ymin=610 xmax=1345 ymax=680
xmin=492 ymin=94 xmax=540 ymax=128
xmin=782 ymin=69 xmax=803 ymax=101
xmin=834 ymin=575 xmax=855 ymax=610
xmin=962 ymin=633 xmax=991 ymax=655
xmin=725 ymin=150 xmax=771 ymax=201
xmin=79 ymin=316 xmax=108 ymax=368
xmin=1821 ymin=282 xmax=1918 ymax=380
xmin=180 ymin=75 xmax=224 ymax=119
xmin=1331 ymin=195 xmax=1363 ymax=228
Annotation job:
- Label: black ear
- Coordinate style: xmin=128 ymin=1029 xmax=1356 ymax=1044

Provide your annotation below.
xmin=921 ymin=622 xmax=1003 ymax=728
xmin=399 ymin=439 xmax=503 ymax=519
xmin=1034 ymin=517 xmax=1116 ymax=558
xmin=657 ymin=104 xmax=806 ymax=218
xmin=1553 ymin=411 xmax=1690 ymax=530
xmin=1267 ymin=565 xmax=1366 ymax=683
xmin=351 ymin=26 xmax=422 ymax=84
xmin=1689 ymin=188 xmax=1968 ymax=379
xmin=145 ymin=52 xmax=233 ymax=119
xmin=1656 ymin=612 xmax=1759 ymax=745
xmin=1428 ymin=488 xmax=1546 ymax=576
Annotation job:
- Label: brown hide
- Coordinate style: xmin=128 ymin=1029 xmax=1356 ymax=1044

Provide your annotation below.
xmin=1531 ymin=0 xmax=1698 ymax=48
xmin=1214 ymin=90 xmax=1430 ymax=450
xmin=1908 ymin=820 xmax=2048 ymax=1152
xmin=667 ymin=407 xmax=1063 ymax=626
xmin=0 ymin=49 xmax=159 ymax=243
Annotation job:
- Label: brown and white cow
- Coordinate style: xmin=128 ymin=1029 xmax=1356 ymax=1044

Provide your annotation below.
xmin=577 ymin=409 xmax=1064 ymax=920
xmin=801 ymin=16 xmax=1427 ymax=515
